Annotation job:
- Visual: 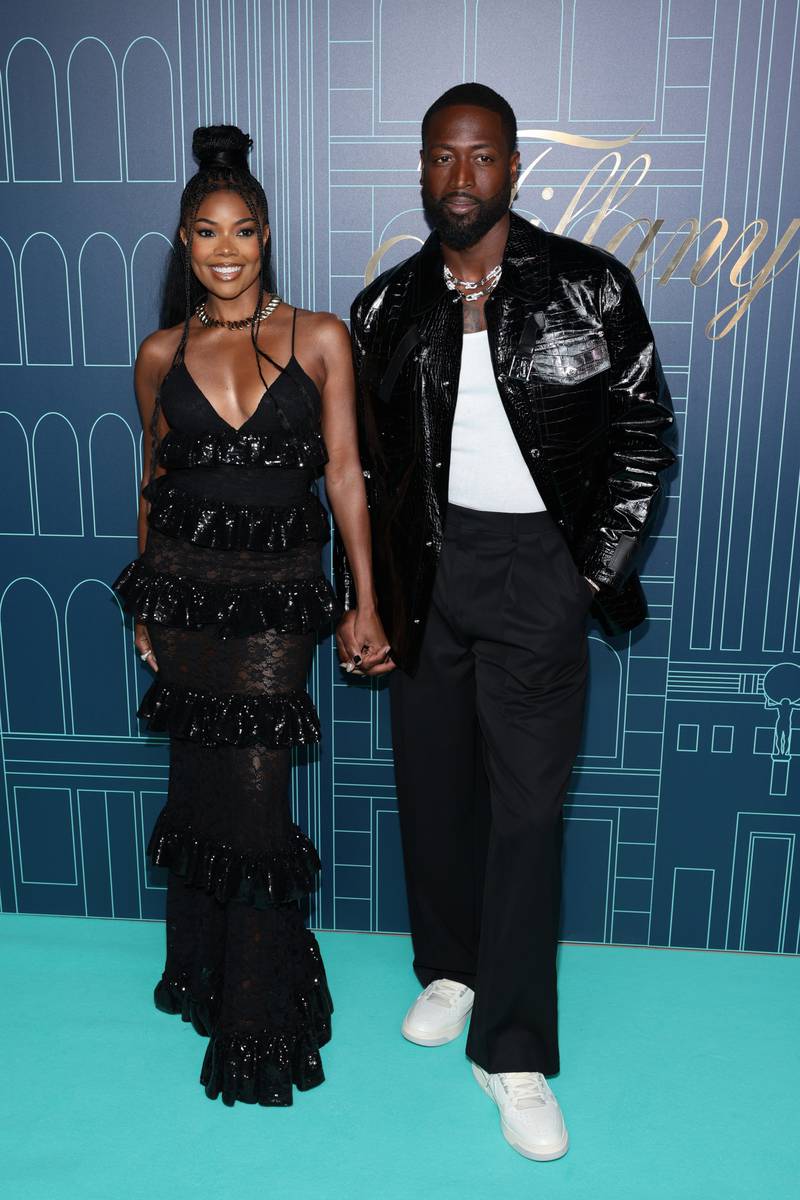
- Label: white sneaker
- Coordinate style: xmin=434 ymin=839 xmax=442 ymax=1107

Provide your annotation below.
xmin=401 ymin=978 xmax=475 ymax=1046
xmin=472 ymin=1063 xmax=569 ymax=1161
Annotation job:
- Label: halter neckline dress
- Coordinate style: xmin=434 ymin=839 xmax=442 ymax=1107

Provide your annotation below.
xmin=114 ymin=309 xmax=337 ymax=1106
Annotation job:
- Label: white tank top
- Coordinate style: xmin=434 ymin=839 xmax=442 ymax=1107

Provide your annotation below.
xmin=448 ymin=330 xmax=547 ymax=513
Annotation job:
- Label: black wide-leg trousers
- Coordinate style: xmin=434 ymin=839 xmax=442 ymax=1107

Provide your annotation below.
xmin=390 ymin=504 xmax=592 ymax=1076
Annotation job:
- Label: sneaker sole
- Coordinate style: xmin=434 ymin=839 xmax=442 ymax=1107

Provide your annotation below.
xmin=471 ymin=1062 xmax=569 ymax=1162
xmin=401 ymin=1009 xmax=471 ymax=1047
xmin=501 ymin=1126 xmax=569 ymax=1162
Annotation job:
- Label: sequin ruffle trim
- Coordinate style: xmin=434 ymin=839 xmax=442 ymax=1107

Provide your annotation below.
xmin=158 ymin=428 xmax=328 ymax=471
xmin=147 ymin=811 xmax=322 ymax=906
xmin=142 ymin=478 xmax=330 ymax=553
xmin=201 ymin=993 xmax=333 ymax=1106
xmin=154 ymin=934 xmax=334 ymax=1106
xmin=154 ymin=969 xmax=220 ymax=1037
xmin=114 ymin=559 xmax=340 ymax=638
xmin=137 ymin=680 xmax=320 ymax=748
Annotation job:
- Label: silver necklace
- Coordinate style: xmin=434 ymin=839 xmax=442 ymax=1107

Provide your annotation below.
xmin=195 ymin=293 xmax=281 ymax=330
xmin=443 ymin=263 xmax=502 ymax=303
xmin=444 ymin=263 xmax=502 ymax=289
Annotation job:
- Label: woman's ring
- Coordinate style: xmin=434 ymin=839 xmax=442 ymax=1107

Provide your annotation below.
xmin=140 ymin=649 xmax=153 ymax=662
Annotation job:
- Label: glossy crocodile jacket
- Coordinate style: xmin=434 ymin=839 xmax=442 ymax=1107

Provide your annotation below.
xmin=336 ymin=211 xmax=676 ymax=674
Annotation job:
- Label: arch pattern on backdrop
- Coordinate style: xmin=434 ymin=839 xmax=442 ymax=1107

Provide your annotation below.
xmin=0 ymin=236 xmax=22 ymax=364
xmin=67 ymin=37 xmax=123 ymax=184
xmin=65 ymin=580 xmax=131 ymax=738
xmin=32 ymin=412 xmax=83 ymax=537
xmin=0 ymin=412 xmax=34 ymax=535
xmin=121 ymin=37 xmax=177 ymax=183
xmin=0 ymin=578 xmax=66 ymax=734
xmin=78 ymin=234 xmax=132 ymax=367
xmin=5 ymin=38 xmax=62 ymax=182
xmin=19 ymin=233 xmax=72 ymax=366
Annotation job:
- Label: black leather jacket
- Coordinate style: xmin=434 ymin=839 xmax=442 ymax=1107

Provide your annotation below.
xmin=336 ymin=212 xmax=676 ymax=674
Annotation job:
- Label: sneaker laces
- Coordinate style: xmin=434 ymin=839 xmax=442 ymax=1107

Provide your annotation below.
xmin=497 ymin=1072 xmax=548 ymax=1110
xmin=424 ymin=979 xmax=469 ymax=1008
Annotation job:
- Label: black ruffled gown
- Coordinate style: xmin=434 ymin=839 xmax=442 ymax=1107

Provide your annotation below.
xmin=114 ymin=312 xmax=337 ymax=1106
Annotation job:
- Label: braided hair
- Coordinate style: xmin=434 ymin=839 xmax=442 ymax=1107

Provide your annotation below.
xmin=151 ymin=125 xmax=275 ymax=479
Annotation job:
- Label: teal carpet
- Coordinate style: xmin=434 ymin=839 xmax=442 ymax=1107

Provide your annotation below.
xmin=1 ymin=915 xmax=797 ymax=1200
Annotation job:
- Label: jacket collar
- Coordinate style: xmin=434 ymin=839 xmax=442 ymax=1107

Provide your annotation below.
xmin=410 ymin=210 xmax=551 ymax=316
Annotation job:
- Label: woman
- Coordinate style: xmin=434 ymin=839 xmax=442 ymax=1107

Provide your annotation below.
xmin=114 ymin=125 xmax=392 ymax=1107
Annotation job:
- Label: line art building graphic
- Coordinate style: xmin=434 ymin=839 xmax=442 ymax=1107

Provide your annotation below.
xmin=1 ymin=0 xmax=798 ymax=954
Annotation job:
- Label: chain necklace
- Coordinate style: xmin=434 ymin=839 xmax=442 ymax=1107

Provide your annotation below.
xmin=444 ymin=262 xmax=502 ymax=290
xmin=195 ymin=293 xmax=282 ymax=330
xmin=443 ymin=263 xmax=502 ymax=303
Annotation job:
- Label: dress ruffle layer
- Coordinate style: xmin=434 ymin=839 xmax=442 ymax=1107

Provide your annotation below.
xmin=201 ymin=971 xmax=333 ymax=1106
xmin=142 ymin=478 xmax=330 ymax=553
xmin=154 ymin=969 xmax=220 ymax=1037
xmin=138 ymin=680 xmax=320 ymax=748
xmin=114 ymin=559 xmax=340 ymax=638
xmin=148 ymin=810 xmax=322 ymax=906
xmin=154 ymin=936 xmax=334 ymax=1106
xmin=159 ymin=428 xmax=328 ymax=472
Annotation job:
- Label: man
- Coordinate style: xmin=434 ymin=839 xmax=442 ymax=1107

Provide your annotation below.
xmin=335 ymin=83 xmax=675 ymax=1160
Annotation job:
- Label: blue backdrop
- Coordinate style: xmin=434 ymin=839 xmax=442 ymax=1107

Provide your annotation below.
xmin=1 ymin=0 xmax=799 ymax=954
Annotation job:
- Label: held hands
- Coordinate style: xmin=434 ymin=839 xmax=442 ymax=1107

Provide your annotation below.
xmin=135 ymin=621 xmax=159 ymax=672
xmin=336 ymin=608 xmax=395 ymax=677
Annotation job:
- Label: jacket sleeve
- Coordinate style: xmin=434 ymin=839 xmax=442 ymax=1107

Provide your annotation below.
xmin=577 ymin=265 xmax=676 ymax=592
xmin=332 ymin=292 xmax=376 ymax=611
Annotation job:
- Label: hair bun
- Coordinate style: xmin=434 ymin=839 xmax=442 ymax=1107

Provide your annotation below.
xmin=192 ymin=125 xmax=253 ymax=172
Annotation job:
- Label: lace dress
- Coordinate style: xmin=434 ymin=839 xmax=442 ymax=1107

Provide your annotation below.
xmin=114 ymin=310 xmax=337 ymax=1106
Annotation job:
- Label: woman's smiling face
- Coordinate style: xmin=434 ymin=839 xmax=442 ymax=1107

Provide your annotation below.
xmin=182 ymin=188 xmax=270 ymax=301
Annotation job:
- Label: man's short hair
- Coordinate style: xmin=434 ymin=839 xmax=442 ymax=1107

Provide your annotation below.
xmin=421 ymin=83 xmax=518 ymax=153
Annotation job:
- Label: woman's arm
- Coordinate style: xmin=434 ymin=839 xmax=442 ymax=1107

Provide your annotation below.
xmin=135 ymin=335 xmax=163 ymax=554
xmin=131 ymin=332 xmax=172 ymax=672
xmin=317 ymin=315 xmax=394 ymax=677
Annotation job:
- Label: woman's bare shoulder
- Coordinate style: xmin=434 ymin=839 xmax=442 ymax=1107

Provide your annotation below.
xmin=295 ymin=307 xmax=350 ymax=354
xmin=296 ymin=306 xmax=346 ymax=331
xmin=136 ymin=325 xmax=184 ymax=387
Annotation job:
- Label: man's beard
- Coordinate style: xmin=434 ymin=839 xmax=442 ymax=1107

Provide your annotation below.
xmin=422 ymin=180 xmax=512 ymax=251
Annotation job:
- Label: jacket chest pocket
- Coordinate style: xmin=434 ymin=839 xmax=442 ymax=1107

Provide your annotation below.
xmin=532 ymin=333 xmax=610 ymax=448
xmin=532 ymin=334 xmax=610 ymax=386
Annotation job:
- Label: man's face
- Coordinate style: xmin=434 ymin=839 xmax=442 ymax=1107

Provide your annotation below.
xmin=420 ymin=105 xmax=519 ymax=250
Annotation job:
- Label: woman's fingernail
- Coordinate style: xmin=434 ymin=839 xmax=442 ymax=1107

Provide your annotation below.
xmin=345 ymin=663 xmax=354 ymax=673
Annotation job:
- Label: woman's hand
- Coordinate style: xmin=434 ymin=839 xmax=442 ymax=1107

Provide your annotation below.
xmin=336 ymin=609 xmax=394 ymax=677
xmin=134 ymin=622 xmax=159 ymax=672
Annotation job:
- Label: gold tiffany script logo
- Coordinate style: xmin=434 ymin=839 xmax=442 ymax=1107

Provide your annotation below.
xmin=365 ymin=130 xmax=799 ymax=342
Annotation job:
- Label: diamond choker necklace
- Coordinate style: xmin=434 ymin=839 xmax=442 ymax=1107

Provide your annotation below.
xmin=443 ymin=263 xmax=502 ymax=303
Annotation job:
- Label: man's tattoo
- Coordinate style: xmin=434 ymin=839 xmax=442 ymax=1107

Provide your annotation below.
xmin=462 ymin=301 xmax=487 ymax=334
